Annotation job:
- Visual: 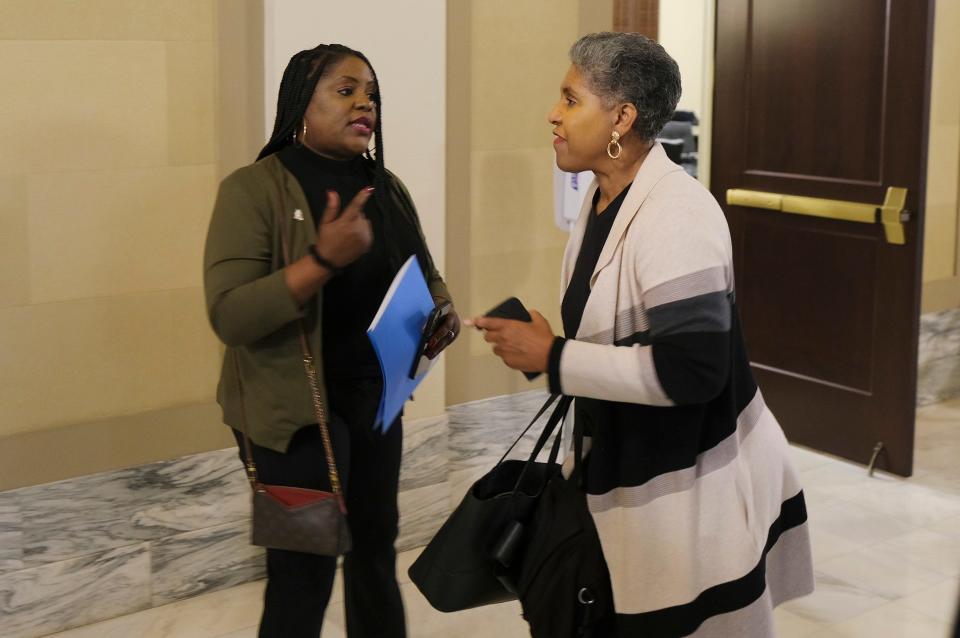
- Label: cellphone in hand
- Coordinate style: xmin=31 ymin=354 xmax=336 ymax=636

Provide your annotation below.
xmin=409 ymin=302 xmax=452 ymax=379
xmin=484 ymin=297 xmax=541 ymax=381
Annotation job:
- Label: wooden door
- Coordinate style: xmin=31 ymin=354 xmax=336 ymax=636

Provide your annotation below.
xmin=711 ymin=0 xmax=933 ymax=476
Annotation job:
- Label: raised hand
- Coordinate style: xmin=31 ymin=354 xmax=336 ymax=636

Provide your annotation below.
xmin=314 ymin=188 xmax=374 ymax=269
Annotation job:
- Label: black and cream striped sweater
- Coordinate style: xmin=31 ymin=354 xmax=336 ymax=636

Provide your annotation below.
xmin=550 ymin=144 xmax=814 ymax=637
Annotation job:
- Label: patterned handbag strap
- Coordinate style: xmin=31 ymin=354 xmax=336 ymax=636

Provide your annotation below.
xmin=274 ymin=204 xmax=344 ymax=499
xmin=231 ymin=202 xmax=344 ymax=503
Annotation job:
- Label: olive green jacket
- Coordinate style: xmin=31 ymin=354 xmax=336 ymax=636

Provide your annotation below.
xmin=203 ymin=154 xmax=451 ymax=452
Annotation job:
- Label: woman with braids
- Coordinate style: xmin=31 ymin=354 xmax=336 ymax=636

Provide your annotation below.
xmin=203 ymin=44 xmax=457 ymax=637
xmin=470 ymin=33 xmax=813 ymax=636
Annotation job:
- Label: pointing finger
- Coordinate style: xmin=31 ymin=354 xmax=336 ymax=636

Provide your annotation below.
xmin=343 ymin=186 xmax=374 ymax=219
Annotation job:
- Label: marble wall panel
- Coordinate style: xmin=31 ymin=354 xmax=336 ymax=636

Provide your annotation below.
xmin=397 ymin=482 xmax=451 ymax=553
xmin=918 ymin=309 xmax=960 ymax=405
xmin=14 ymin=449 xmax=246 ymax=567
xmin=399 ymin=415 xmax=449 ymax=493
xmin=151 ymin=520 xmax=264 ymax=607
xmin=1 ymin=543 xmax=150 ymax=638
xmin=0 ymin=499 xmax=23 ymax=573
xmin=919 ymin=309 xmax=960 ymax=366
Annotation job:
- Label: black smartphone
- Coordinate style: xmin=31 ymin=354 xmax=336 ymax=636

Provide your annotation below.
xmin=409 ymin=302 xmax=452 ymax=379
xmin=484 ymin=297 xmax=541 ymax=381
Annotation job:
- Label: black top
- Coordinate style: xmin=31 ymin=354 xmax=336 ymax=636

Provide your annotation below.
xmin=560 ymin=185 xmax=631 ymax=339
xmin=278 ymin=144 xmax=394 ymax=380
xmin=549 ymin=184 xmax=631 ymax=435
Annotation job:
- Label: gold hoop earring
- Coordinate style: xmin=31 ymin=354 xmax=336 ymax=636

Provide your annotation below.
xmin=607 ymin=131 xmax=622 ymax=160
xmin=292 ymin=120 xmax=305 ymax=147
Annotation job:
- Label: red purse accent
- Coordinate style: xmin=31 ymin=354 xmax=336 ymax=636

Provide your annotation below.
xmin=261 ymin=485 xmax=339 ymax=509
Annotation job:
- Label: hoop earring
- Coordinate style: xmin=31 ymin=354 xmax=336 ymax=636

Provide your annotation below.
xmin=294 ymin=120 xmax=308 ymax=147
xmin=607 ymin=131 xmax=622 ymax=160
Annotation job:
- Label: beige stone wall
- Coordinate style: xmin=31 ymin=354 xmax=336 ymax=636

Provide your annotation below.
xmin=0 ymin=1 xmax=227 ymax=487
xmin=446 ymin=0 xmax=612 ymax=404
xmin=921 ymin=0 xmax=960 ymax=313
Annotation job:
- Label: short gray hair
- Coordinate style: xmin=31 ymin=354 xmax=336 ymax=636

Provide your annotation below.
xmin=570 ymin=32 xmax=682 ymax=141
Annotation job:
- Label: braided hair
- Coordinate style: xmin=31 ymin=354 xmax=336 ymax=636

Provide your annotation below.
xmin=258 ymin=44 xmax=435 ymax=278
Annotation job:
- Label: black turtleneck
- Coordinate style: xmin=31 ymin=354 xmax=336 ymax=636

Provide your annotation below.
xmin=278 ymin=144 xmax=394 ymax=380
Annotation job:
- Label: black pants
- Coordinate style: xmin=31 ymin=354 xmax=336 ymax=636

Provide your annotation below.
xmin=234 ymin=377 xmax=405 ymax=638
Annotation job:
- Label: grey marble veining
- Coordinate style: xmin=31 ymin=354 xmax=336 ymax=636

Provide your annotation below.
xmin=397 ymin=481 xmax=450 ymax=552
xmin=151 ymin=520 xmax=264 ymax=607
xmin=399 ymin=415 xmax=448 ymax=493
xmin=918 ymin=309 xmax=960 ymax=405
xmin=919 ymin=308 xmax=960 ymax=366
xmin=447 ymin=389 xmax=555 ymax=472
xmin=918 ymin=355 xmax=960 ymax=406
xmin=0 ymin=499 xmax=23 ymax=573
xmin=128 ymin=448 xmax=249 ymax=533
xmin=918 ymin=307 xmax=960 ymax=405
xmin=0 ymin=543 xmax=150 ymax=638
xmin=16 ymin=448 xmax=248 ymax=567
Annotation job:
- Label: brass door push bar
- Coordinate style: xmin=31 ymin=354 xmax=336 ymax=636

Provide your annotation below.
xmin=725 ymin=187 xmax=909 ymax=244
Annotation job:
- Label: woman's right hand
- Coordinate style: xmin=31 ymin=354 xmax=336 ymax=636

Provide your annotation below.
xmin=315 ymin=188 xmax=374 ymax=268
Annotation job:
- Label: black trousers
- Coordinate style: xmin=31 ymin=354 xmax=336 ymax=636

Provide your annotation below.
xmin=234 ymin=377 xmax=405 ymax=638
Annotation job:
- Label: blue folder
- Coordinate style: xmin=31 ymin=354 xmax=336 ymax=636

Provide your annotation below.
xmin=367 ymin=255 xmax=437 ymax=432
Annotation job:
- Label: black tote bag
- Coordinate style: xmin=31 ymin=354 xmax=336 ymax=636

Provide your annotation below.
xmin=408 ymin=394 xmax=573 ymax=612
xmin=514 ymin=417 xmax=616 ymax=637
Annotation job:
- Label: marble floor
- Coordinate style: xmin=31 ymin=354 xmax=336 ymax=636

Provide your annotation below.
xmin=44 ymin=399 xmax=960 ymax=638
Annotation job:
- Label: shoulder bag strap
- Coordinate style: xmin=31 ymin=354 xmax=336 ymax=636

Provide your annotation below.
xmin=274 ymin=205 xmax=345 ymax=501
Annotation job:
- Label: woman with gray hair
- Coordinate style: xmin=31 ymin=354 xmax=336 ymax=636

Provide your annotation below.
xmin=469 ymin=32 xmax=813 ymax=636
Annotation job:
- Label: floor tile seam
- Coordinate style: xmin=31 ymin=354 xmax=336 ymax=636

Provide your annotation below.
xmin=826 ymin=482 xmax=960 ymax=506
xmin=810 ymin=566 xmax=900 ymax=602
xmin=814 ymin=558 xmax=952 ymax=609
xmin=815 ymin=529 xmax=954 ymax=572
xmin=815 ymin=489 xmax=954 ymax=527
xmin=835 ymin=598 xmax=953 ymax=630
xmin=897 ymin=581 xmax=960 ymax=623
xmin=785 ymin=587 xmax=892 ymax=628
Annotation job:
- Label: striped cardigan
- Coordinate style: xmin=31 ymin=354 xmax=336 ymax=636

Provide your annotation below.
xmin=551 ymin=144 xmax=814 ymax=637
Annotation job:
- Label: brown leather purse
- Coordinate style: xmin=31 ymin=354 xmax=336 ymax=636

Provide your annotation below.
xmin=233 ymin=204 xmax=352 ymax=557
